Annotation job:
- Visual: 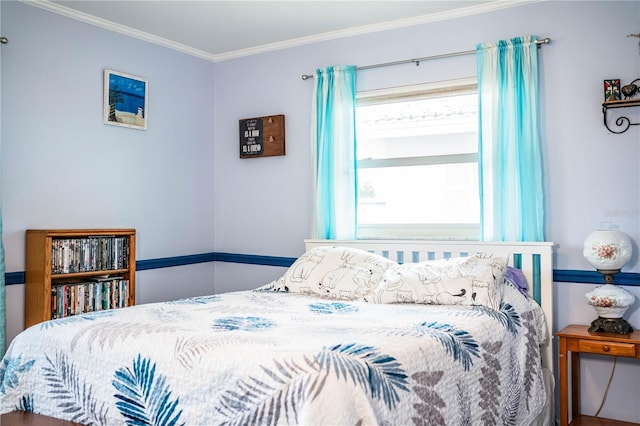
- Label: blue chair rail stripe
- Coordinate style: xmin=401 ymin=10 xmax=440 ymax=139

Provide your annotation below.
xmin=213 ymin=252 xmax=297 ymax=267
xmin=137 ymin=253 xmax=217 ymax=270
xmin=5 ymin=252 xmax=639 ymax=286
xmin=554 ymin=270 xmax=639 ymax=285
xmin=6 ymin=271 xmax=24 ymax=285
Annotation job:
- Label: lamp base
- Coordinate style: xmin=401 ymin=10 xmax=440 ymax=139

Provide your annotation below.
xmin=589 ymin=317 xmax=634 ymax=334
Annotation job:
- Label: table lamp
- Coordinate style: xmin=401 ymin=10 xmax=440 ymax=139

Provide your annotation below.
xmin=583 ymin=229 xmax=634 ymax=334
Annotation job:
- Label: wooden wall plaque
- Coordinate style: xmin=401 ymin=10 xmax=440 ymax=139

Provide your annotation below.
xmin=239 ymin=114 xmax=285 ymax=159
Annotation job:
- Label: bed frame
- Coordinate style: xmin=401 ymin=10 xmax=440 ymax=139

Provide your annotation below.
xmin=305 ymin=239 xmax=555 ymax=375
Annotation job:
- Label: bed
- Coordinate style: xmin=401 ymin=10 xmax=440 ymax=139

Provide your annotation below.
xmin=1 ymin=239 xmax=554 ymax=425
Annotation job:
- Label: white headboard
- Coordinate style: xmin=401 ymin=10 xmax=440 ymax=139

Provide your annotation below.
xmin=305 ymin=239 xmax=555 ymax=374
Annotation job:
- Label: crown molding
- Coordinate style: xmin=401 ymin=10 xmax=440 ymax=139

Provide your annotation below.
xmin=22 ymin=0 xmax=218 ymax=61
xmin=23 ymin=0 xmax=542 ymax=63
xmin=211 ymin=0 xmax=543 ymax=62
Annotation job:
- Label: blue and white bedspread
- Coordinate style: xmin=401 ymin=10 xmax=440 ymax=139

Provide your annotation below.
xmin=1 ymin=284 xmax=549 ymax=425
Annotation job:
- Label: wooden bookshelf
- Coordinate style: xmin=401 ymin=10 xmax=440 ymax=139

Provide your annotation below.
xmin=25 ymin=229 xmax=136 ymax=328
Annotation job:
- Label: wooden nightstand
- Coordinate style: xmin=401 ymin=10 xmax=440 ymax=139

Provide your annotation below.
xmin=556 ymin=324 xmax=640 ymax=426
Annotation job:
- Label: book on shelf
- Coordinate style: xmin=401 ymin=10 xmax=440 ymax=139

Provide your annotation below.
xmin=50 ymin=276 xmax=130 ymax=320
xmin=51 ymin=236 xmax=130 ymax=274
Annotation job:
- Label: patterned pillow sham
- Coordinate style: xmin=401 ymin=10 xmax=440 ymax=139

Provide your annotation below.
xmin=259 ymin=246 xmax=398 ymax=300
xmin=366 ymin=254 xmax=509 ymax=310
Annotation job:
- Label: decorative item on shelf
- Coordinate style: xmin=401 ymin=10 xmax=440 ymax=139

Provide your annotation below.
xmin=604 ymin=79 xmax=621 ymax=101
xmin=583 ymin=229 xmax=635 ymax=334
xmin=602 ymin=77 xmax=640 ymax=134
xmin=621 ymin=79 xmax=639 ymax=99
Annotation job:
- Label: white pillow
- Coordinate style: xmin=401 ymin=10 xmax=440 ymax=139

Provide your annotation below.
xmin=261 ymin=246 xmax=397 ymax=300
xmin=366 ymin=254 xmax=509 ymax=310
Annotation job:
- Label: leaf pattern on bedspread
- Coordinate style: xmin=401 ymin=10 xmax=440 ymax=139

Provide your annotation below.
xmin=43 ymin=351 xmax=109 ymax=425
xmin=167 ymin=295 xmax=220 ymax=304
xmin=16 ymin=394 xmax=34 ymax=412
xmin=40 ymin=311 xmax=116 ymax=329
xmin=314 ymin=343 xmax=409 ymax=407
xmin=246 ymin=292 xmax=289 ymax=306
xmin=215 ymin=357 xmax=326 ymax=425
xmin=0 ymin=355 xmax=35 ymax=394
xmin=112 ymin=355 xmax=184 ymax=426
xmin=173 ymin=336 xmax=277 ymax=370
xmin=146 ymin=307 xmax=195 ymax=323
xmin=215 ymin=343 xmax=408 ymax=425
xmin=410 ymin=370 xmax=445 ymax=425
xmin=474 ymin=302 xmax=521 ymax=335
xmin=212 ymin=316 xmax=275 ymax=331
xmin=414 ymin=322 xmax=480 ymax=370
xmin=308 ymin=301 xmax=359 ymax=314
xmin=174 ymin=336 xmax=218 ymax=370
xmin=70 ymin=321 xmax=188 ymax=352
xmin=501 ymin=349 xmax=522 ymax=426
xmin=478 ymin=341 xmax=502 ymax=425
xmin=521 ymin=310 xmax=542 ymax=411
xmin=456 ymin=382 xmax=472 ymax=426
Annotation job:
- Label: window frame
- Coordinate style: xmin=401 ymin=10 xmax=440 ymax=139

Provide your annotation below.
xmin=355 ymin=77 xmax=480 ymax=241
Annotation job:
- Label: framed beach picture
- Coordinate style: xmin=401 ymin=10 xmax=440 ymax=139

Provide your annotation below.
xmin=103 ymin=69 xmax=148 ymax=130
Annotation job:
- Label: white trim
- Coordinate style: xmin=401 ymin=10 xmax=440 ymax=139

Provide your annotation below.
xmin=356 ymin=223 xmax=480 ymax=240
xmin=22 ymin=0 xmax=217 ymax=61
xmin=358 ymin=153 xmax=478 ymax=169
xmin=357 ymin=77 xmax=478 ymax=102
xmin=23 ymin=0 xmax=542 ymax=63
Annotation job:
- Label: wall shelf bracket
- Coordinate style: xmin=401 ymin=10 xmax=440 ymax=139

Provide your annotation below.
xmin=602 ymin=99 xmax=640 ymax=134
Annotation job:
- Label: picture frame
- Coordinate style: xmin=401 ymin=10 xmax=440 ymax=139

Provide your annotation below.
xmin=604 ymin=79 xmax=621 ymax=102
xmin=239 ymin=114 xmax=285 ymax=159
xmin=103 ymin=69 xmax=148 ymax=130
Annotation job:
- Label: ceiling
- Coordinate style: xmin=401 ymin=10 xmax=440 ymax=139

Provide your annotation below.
xmin=29 ymin=0 xmax=529 ymax=62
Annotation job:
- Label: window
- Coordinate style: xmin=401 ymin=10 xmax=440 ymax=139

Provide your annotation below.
xmin=356 ymin=79 xmax=480 ymax=240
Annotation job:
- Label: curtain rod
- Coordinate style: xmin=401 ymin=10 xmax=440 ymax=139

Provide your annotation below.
xmin=301 ymin=37 xmax=551 ymax=80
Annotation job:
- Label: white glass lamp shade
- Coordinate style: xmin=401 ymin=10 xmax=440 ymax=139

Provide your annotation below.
xmin=583 ymin=230 xmax=632 ymax=272
xmin=585 ymin=284 xmax=635 ymax=318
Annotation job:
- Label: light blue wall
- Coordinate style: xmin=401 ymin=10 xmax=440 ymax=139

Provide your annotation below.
xmin=2 ymin=0 xmax=640 ymax=422
xmin=1 ymin=2 xmax=217 ymax=340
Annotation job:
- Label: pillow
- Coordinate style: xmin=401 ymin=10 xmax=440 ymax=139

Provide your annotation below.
xmin=366 ymin=254 xmax=509 ymax=310
xmin=504 ymin=266 xmax=529 ymax=298
xmin=260 ymin=246 xmax=397 ymax=300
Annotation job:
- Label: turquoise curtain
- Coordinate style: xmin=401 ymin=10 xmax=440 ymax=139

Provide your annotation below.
xmin=311 ymin=65 xmax=358 ymax=239
xmin=476 ymin=36 xmax=544 ymax=242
